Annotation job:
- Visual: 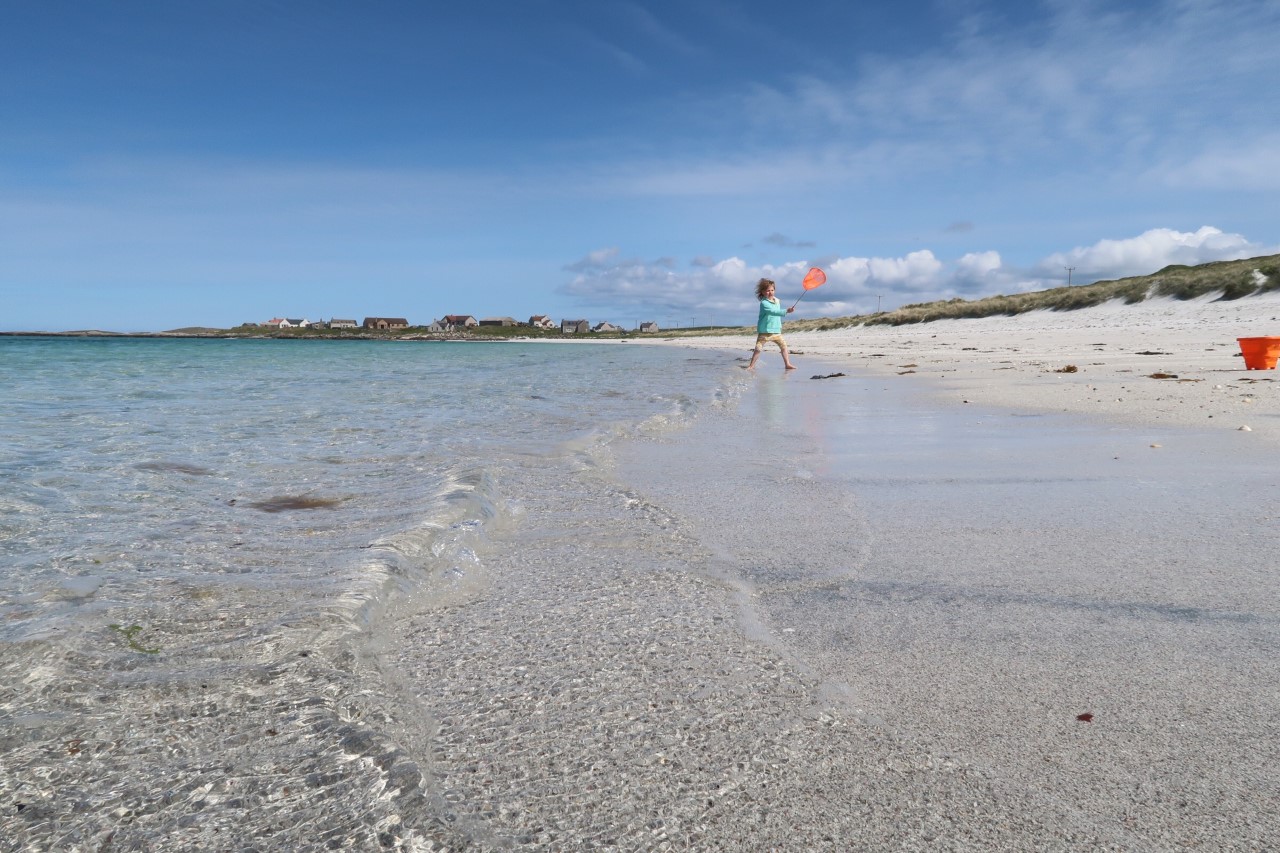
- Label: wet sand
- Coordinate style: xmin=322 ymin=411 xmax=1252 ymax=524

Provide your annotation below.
xmin=384 ymin=451 xmax=1138 ymax=850
xmin=379 ymin=293 xmax=1279 ymax=849
xmin=646 ymin=290 xmax=1280 ymax=443
xmin=614 ymin=367 xmax=1279 ymax=850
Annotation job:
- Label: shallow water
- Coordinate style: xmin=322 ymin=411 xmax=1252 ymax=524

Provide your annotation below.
xmin=613 ymin=362 xmax=1280 ymax=849
xmin=0 ymin=336 xmax=744 ymax=850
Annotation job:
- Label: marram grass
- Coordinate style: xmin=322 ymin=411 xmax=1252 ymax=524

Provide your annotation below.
xmin=672 ymin=252 xmax=1279 ymax=337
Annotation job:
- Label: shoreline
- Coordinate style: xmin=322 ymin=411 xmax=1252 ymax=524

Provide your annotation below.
xmin=382 ymin=332 xmax=1280 ymax=847
xmin=631 ymin=291 xmax=1280 ymax=444
xmin=605 ymin=333 xmax=1280 ymax=848
xmin=17 ymin=289 xmax=1273 ymax=437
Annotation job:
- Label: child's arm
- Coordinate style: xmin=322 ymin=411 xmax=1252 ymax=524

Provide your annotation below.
xmin=761 ymin=299 xmax=787 ymax=318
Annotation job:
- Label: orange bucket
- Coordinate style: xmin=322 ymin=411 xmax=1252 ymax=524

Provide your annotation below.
xmin=1237 ymin=336 xmax=1280 ymax=370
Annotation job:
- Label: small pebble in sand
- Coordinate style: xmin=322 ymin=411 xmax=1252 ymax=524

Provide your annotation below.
xmin=1150 ymin=443 xmax=1162 ymax=448
xmin=1239 ymin=425 xmax=1252 ymax=431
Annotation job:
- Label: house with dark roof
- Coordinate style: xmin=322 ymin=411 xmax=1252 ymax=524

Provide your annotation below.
xmin=362 ymin=317 xmax=409 ymax=330
xmin=561 ymin=319 xmax=590 ymax=334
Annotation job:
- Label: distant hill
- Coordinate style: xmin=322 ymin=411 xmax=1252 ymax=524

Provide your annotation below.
xmin=785 ymin=252 xmax=1280 ymax=331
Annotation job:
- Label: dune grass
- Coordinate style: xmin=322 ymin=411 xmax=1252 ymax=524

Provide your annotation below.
xmin=677 ymin=253 xmax=1278 ymax=336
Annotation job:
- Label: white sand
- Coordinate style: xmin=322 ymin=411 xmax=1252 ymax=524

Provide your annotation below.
xmin=640 ymin=291 xmax=1280 ymax=442
xmin=384 ymin=300 xmax=1279 ymax=849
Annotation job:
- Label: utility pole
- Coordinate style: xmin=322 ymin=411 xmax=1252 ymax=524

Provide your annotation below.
xmin=1065 ymin=266 xmax=1076 ymax=286
xmin=876 ymin=295 xmax=883 ymax=313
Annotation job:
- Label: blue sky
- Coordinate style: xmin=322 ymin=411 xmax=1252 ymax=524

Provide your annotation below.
xmin=2 ymin=0 xmax=1277 ymax=332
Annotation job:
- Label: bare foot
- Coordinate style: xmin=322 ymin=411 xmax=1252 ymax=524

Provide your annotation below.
xmin=784 ymin=364 xmax=797 ymax=370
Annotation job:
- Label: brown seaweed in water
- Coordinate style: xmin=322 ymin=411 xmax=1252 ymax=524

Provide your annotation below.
xmin=246 ymin=495 xmax=344 ymax=513
xmin=135 ymin=461 xmax=216 ymax=476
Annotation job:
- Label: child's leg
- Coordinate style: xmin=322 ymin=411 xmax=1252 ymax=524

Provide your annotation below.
xmin=748 ymin=339 xmax=763 ymax=368
xmin=779 ymin=339 xmax=796 ymax=370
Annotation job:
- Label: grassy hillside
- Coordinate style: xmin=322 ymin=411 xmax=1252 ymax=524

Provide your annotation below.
xmin=783 ymin=252 xmax=1279 ymax=332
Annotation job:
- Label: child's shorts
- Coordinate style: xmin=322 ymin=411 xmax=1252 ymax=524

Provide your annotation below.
xmin=754 ymin=333 xmax=787 ymax=351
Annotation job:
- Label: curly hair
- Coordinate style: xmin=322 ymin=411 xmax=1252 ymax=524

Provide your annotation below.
xmin=755 ymin=278 xmax=776 ymax=300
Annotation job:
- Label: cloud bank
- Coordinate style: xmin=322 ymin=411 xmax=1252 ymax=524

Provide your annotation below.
xmin=561 ymin=226 xmax=1277 ymax=320
xmin=1036 ymin=227 xmax=1272 ymax=279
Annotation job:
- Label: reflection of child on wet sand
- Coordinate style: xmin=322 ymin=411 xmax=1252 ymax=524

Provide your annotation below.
xmin=747 ymin=278 xmax=796 ymax=370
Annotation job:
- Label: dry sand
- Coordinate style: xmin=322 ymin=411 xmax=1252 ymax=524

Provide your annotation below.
xmin=643 ymin=291 xmax=1280 ymax=442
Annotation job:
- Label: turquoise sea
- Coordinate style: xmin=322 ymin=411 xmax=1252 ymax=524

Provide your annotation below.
xmin=0 ymin=336 xmax=746 ymax=849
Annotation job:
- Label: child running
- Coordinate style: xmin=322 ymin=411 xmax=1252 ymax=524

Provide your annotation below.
xmin=747 ymin=277 xmax=796 ymax=370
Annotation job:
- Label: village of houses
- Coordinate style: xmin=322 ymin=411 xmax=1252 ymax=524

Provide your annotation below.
xmin=258 ymin=315 xmax=662 ymax=334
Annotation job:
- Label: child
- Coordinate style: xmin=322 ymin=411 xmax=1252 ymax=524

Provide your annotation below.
xmin=747 ymin=278 xmax=796 ymax=369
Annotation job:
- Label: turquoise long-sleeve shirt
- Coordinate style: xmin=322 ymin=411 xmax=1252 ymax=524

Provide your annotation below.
xmin=756 ymin=298 xmax=787 ymax=334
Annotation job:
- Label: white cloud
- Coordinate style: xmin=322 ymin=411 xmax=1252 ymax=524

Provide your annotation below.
xmin=1036 ymin=227 xmax=1272 ymax=279
xmin=560 ymin=253 xmax=822 ymax=318
xmin=557 ymin=224 xmax=1279 ymax=320
xmin=956 ymin=250 xmax=1002 ymax=280
xmin=565 ymin=247 xmax=622 ymax=272
xmin=867 ymin=250 xmax=944 ymax=288
xmin=826 ymin=256 xmax=872 ymax=289
xmin=561 ymin=248 xmax=966 ymax=317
